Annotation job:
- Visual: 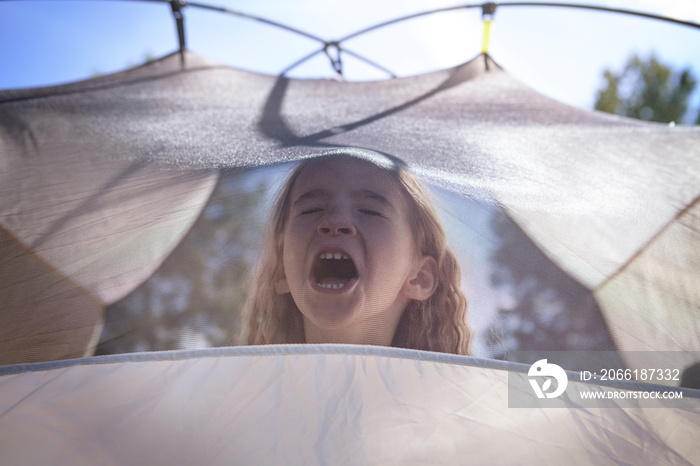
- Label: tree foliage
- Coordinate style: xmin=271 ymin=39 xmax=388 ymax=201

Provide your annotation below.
xmin=485 ymin=211 xmax=622 ymax=369
xmin=595 ymin=54 xmax=698 ymax=124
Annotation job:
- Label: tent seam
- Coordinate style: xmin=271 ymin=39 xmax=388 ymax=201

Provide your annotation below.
xmin=596 ymin=192 xmax=700 ymax=292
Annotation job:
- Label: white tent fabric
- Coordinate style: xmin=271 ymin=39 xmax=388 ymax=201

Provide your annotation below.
xmin=1 ymin=55 xmax=219 ymax=363
xmin=1 ymin=346 xmax=698 ymax=465
xmin=597 ymin=198 xmax=700 ymax=373
xmin=0 ymin=154 xmax=216 ymax=363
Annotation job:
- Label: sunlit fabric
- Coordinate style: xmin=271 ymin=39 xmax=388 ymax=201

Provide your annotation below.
xmin=1 ymin=55 xmax=219 ymax=363
xmin=1 ymin=346 xmax=699 ymax=464
xmin=0 ymin=144 xmax=216 ymax=363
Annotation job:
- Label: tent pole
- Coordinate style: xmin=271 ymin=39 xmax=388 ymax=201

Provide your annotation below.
xmin=170 ymin=0 xmax=187 ymax=68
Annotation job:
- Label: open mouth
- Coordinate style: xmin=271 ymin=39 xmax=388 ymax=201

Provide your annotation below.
xmin=313 ymin=251 xmax=358 ymax=290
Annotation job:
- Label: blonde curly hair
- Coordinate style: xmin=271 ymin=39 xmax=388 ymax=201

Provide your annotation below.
xmin=241 ymin=152 xmax=470 ymax=355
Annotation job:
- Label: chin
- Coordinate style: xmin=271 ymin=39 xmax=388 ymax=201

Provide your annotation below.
xmin=301 ymin=299 xmax=363 ymax=331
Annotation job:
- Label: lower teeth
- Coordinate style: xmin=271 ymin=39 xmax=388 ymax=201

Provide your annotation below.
xmin=317 ymin=282 xmax=345 ymax=289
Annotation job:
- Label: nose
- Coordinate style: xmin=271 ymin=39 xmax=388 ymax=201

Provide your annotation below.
xmin=317 ymin=208 xmax=356 ymax=236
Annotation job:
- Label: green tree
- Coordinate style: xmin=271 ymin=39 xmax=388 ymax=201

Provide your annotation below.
xmin=595 ymin=54 xmax=698 ymax=124
xmin=485 ymin=211 xmax=619 ymax=362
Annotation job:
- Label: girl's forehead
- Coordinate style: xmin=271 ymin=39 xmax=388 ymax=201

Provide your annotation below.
xmin=291 ymin=156 xmax=402 ymax=198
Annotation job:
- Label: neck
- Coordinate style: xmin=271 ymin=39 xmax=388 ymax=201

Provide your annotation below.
xmin=302 ymin=314 xmax=403 ymax=347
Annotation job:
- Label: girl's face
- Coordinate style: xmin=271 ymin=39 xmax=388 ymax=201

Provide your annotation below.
xmin=277 ymin=156 xmax=435 ymax=344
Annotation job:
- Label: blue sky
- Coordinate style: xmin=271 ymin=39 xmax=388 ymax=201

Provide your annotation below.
xmin=1 ymin=0 xmax=699 ymax=120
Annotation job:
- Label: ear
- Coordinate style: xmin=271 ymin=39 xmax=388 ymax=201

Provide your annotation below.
xmin=403 ymin=256 xmax=438 ymax=301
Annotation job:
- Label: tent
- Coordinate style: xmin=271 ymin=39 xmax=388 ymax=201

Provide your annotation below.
xmin=1 ymin=27 xmax=700 ymax=463
xmin=1 ymin=345 xmax=699 ymax=464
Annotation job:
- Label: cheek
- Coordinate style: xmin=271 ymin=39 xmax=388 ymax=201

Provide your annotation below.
xmin=382 ymin=223 xmax=417 ymax=254
xmin=285 ymin=216 xmax=316 ymax=241
xmin=370 ymin=225 xmax=417 ymax=268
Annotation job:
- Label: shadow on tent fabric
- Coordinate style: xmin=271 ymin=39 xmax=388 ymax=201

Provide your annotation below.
xmin=258 ymin=58 xmax=498 ymax=148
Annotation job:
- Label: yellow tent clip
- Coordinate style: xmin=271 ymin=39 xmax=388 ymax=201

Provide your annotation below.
xmin=481 ymin=19 xmax=493 ymax=54
xmin=481 ymin=2 xmax=497 ymax=55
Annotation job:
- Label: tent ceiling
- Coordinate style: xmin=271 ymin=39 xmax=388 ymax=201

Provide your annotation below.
xmin=3 ymin=52 xmax=698 ymax=284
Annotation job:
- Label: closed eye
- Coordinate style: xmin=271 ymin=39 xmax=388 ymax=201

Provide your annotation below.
xmin=359 ymin=208 xmax=383 ymax=217
xmin=300 ymin=207 xmax=323 ymax=215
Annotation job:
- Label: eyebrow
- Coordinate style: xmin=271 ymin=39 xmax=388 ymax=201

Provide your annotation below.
xmin=292 ymin=188 xmax=394 ymax=211
xmin=293 ymin=189 xmax=328 ymax=206
xmin=354 ymin=189 xmax=393 ymax=210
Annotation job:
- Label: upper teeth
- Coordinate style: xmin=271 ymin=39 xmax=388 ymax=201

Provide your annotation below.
xmin=319 ymin=252 xmax=349 ymax=260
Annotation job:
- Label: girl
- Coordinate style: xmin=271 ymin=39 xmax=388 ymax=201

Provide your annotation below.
xmin=241 ymin=151 xmax=470 ymax=355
